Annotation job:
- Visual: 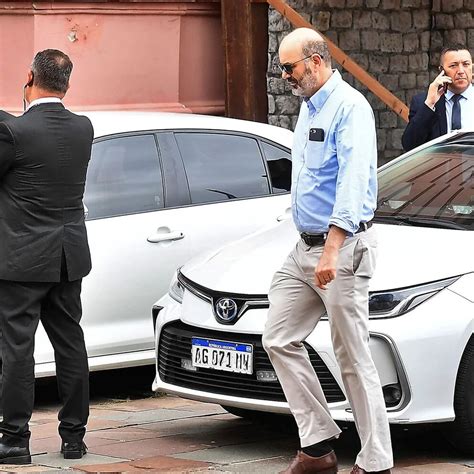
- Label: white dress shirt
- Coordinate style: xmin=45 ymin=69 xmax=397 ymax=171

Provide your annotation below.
xmin=445 ymin=84 xmax=474 ymax=132
xmin=26 ymin=97 xmax=62 ymax=111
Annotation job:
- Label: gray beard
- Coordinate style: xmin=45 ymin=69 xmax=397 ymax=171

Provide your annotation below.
xmin=290 ymin=67 xmax=317 ymax=97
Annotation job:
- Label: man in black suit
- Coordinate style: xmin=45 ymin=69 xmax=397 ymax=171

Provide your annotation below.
xmin=402 ymin=45 xmax=473 ymax=151
xmin=0 ymin=49 xmax=93 ymax=464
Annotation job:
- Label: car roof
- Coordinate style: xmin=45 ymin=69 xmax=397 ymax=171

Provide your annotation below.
xmin=80 ymin=111 xmax=293 ymax=147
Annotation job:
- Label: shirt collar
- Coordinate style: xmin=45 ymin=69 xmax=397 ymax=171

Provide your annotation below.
xmin=445 ymin=83 xmax=473 ymax=101
xmin=27 ymin=97 xmax=62 ymax=111
xmin=304 ymin=69 xmax=342 ymax=115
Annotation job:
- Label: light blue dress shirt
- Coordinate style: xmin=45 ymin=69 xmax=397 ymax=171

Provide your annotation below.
xmin=291 ymin=70 xmax=378 ymax=236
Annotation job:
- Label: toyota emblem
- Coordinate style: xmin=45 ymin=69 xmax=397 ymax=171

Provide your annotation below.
xmin=215 ymin=298 xmax=238 ymax=323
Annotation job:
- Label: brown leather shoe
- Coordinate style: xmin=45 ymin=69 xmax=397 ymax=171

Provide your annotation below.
xmin=351 ymin=465 xmax=392 ymax=474
xmin=281 ymin=450 xmax=338 ymax=473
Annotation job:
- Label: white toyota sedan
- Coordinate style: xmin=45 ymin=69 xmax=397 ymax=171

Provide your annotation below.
xmin=32 ymin=112 xmax=292 ymax=376
xmin=153 ymin=131 xmax=474 ymax=453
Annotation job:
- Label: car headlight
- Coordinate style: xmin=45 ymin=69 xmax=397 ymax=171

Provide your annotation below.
xmin=169 ymin=270 xmax=185 ymax=304
xmin=369 ymin=276 xmax=460 ymax=318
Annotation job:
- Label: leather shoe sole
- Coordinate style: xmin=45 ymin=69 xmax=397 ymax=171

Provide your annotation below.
xmin=0 ymin=454 xmax=32 ymax=465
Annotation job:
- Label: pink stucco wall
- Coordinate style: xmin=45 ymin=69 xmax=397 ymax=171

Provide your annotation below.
xmin=0 ymin=2 xmax=224 ymax=114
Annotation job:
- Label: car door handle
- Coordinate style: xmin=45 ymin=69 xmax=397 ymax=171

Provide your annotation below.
xmin=277 ymin=207 xmax=292 ymax=222
xmin=147 ymin=230 xmax=185 ymax=243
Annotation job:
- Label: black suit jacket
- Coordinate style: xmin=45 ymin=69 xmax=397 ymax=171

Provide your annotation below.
xmin=0 ymin=103 xmax=93 ymax=282
xmin=0 ymin=110 xmax=13 ymax=121
xmin=401 ymin=92 xmax=448 ymax=152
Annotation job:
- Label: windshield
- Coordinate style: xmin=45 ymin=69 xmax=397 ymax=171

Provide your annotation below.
xmin=376 ymin=139 xmax=474 ymax=230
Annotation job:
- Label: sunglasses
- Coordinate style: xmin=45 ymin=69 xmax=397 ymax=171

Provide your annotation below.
xmin=278 ymin=54 xmax=315 ymax=75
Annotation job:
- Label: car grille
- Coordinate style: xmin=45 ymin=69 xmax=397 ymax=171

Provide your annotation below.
xmin=158 ymin=321 xmax=345 ymax=403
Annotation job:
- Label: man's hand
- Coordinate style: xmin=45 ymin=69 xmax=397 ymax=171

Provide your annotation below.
xmin=425 ymin=70 xmax=452 ymax=109
xmin=315 ymin=247 xmax=338 ymax=289
xmin=315 ymin=225 xmax=347 ymax=290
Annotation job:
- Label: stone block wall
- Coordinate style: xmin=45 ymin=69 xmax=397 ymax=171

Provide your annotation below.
xmin=267 ymin=0 xmax=473 ymax=164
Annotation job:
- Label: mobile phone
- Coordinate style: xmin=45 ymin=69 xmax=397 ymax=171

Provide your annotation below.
xmin=438 ymin=67 xmax=448 ymax=93
xmin=309 ymin=128 xmax=324 ymax=142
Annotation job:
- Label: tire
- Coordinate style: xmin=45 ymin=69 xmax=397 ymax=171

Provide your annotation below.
xmin=445 ymin=336 xmax=474 ymax=455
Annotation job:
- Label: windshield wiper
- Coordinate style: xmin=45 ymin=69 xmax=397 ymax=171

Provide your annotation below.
xmin=373 ymin=215 xmax=468 ymax=230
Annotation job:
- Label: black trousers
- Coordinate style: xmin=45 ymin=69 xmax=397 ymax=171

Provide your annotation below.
xmin=0 ymin=277 xmax=89 ymax=444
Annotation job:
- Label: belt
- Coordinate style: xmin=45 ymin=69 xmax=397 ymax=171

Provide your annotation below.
xmin=300 ymin=221 xmax=373 ymax=247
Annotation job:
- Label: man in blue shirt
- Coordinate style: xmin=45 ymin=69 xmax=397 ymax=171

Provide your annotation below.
xmin=262 ymin=28 xmax=393 ymax=474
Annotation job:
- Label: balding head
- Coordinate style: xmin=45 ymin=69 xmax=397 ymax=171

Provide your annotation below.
xmin=278 ymin=28 xmax=333 ymax=97
xmin=280 ymin=28 xmax=331 ymax=66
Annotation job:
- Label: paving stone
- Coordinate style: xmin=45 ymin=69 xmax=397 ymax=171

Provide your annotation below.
xmin=173 ymin=438 xmax=299 ymax=464
xmin=89 ymin=408 xmax=220 ymax=425
xmin=85 ymin=427 xmax=159 ymax=442
xmin=30 ymin=422 xmax=62 ymax=440
xmin=32 ymin=452 xmax=129 ymax=470
xmin=75 ymin=461 xmax=142 ymax=473
xmin=30 ymin=412 xmax=59 ymax=424
xmin=77 ymin=455 xmax=213 ymax=473
xmin=31 ymin=436 xmax=59 ymax=455
xmin=92 ymin=395 xmax=195 ymax=412
xmin=132 ymin=455 xmax=213 ymax=471
xmin=0 ymin=466 xmax=59 ymax=473
xmin=88 ymin=436 xmax=213 ymax=459
xmin=224 ymin=455 xmax=352 ymax=473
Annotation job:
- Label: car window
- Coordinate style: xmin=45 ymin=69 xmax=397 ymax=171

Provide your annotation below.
xmin=84 ymin=135 xmax=164 ymax=219
xmin=261 ymin=142 xmax=292 ymax=193
xmin=376 ymin=142 xmax=473 ymax=230
xmin=175 ymin=133 xmax=270 ymax=204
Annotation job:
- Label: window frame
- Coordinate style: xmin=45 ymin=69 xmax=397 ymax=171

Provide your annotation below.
xmin=85 ymin=131 xmax=166 ymax=221
xmin=85 ymin=128 xmax=292 ymax=220
xmin=171 ymin=129 xmax=291 ymax=208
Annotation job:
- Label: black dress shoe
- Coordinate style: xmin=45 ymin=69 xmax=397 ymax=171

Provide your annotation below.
xmin=61 ymin=441 xmax=87 ymax=459
xmin=0 ymin=439 xmax=31 ymax=465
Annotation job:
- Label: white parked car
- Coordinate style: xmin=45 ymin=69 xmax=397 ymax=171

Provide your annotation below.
xmin=33 ymin=111 xmax=292 ymax=376
xmin=153 ymin=131 xmax=474 ymax=453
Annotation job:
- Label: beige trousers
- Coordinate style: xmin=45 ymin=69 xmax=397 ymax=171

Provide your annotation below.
xmin=262 ymin=227 xmax=393 ymax=471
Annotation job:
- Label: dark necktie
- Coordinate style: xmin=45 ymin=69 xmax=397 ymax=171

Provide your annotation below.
xmin=451 ymin=94 xmax=462 ymax=130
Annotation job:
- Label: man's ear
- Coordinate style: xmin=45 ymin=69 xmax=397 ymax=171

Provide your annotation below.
xmin=26 ymin=71 xmax=34 ymax=87
xmin=311 ymin=54 xmax=323 ymax=67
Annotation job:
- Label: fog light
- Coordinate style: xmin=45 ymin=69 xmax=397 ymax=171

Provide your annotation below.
xmin=383 ymin=383 xmax=402 ymax=407
xmin=256 ymin=370 xmax=278 ymax=382
xmin=181 ymin=358 xmax=197 ymax=372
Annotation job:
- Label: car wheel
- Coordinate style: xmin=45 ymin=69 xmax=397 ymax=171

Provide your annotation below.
xmin=446 ymin=337 xmax=474 ymax=455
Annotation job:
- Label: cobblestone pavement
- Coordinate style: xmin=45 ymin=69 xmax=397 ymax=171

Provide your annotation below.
xmin=1 ymin=368 xmax=473 ymax=473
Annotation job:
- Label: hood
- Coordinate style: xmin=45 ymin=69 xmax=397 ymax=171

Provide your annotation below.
xmin=182 ymin=220 xmax=473 ymax=295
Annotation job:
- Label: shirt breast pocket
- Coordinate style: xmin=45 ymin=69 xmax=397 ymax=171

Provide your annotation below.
xmin=304 ymin=140 xmax=329 ymax=172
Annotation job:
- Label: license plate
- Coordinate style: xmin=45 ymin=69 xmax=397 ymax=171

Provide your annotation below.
xmin=191 ymin=337 xmax=253 ymax=375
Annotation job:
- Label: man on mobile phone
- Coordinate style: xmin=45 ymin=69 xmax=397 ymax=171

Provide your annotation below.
xmin=402 ymin=45 xmax=473 ymax=151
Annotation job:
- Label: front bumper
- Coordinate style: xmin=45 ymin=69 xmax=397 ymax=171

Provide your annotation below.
xmin=153 ymin=286 xmax=473 ymax=424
